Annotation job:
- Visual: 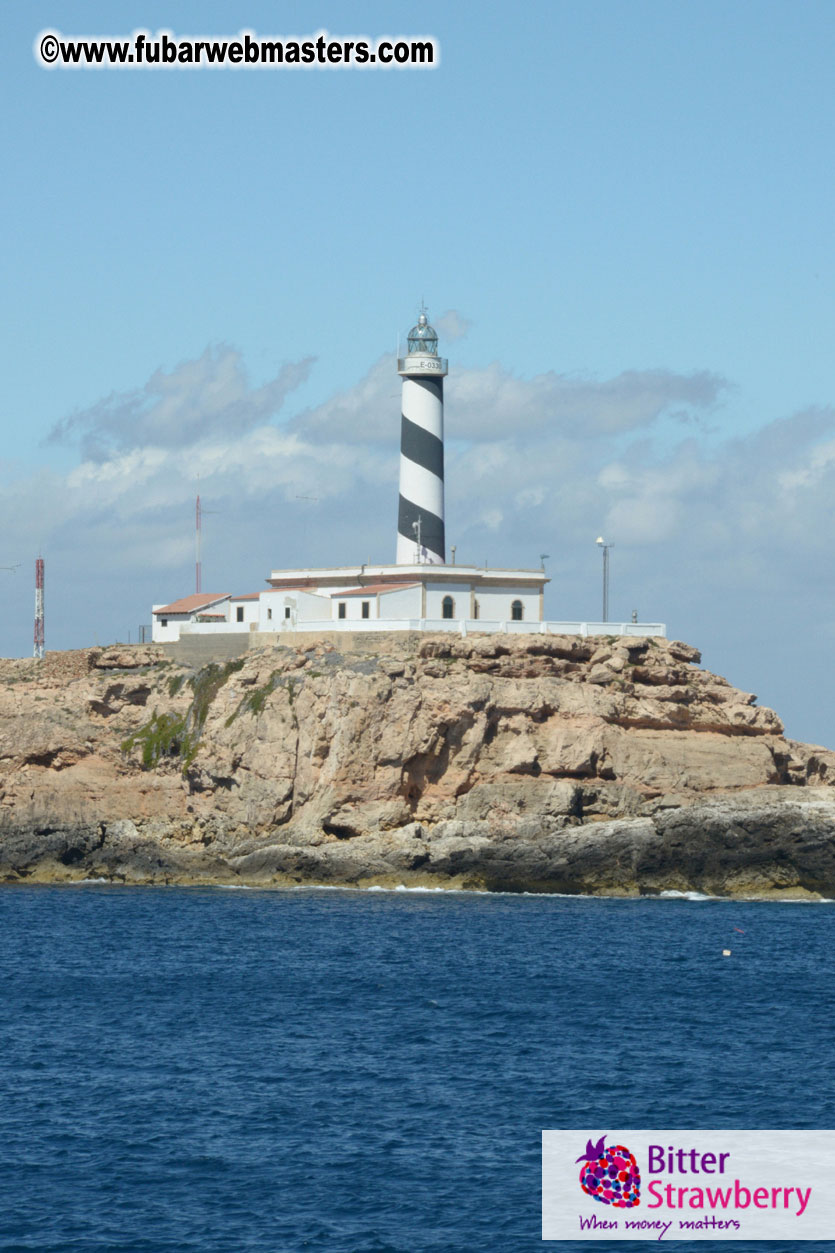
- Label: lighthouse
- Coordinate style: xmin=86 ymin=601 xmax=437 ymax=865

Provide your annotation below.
xmin=396 ymin=309 xmax=448 ymax=564
xmin=152 ymin=298 xmax=667 ymax=649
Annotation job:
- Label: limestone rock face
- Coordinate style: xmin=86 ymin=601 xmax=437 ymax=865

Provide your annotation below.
xmin=1 ymin=635 xmax=834 ymax=897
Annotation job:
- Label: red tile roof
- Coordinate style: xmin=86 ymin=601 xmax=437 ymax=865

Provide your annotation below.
xmin=231 ymin=592 xmax=261 ymax=601
xmin=332 ymin=583 xmax=421 ymax=598
xmin=153 ymin=593 xmax=229 ymax=616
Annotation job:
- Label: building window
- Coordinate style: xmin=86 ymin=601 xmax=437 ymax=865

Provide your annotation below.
xmin=236 ymin=606 xmax=244 ymax=622
xmin=511 ymin=600 xmax=523 ymax=621
xmin=267 ymin=608 xmax=272 ymax=620
xmin=473 ymin=599 xmax=479 ymax=620
xmin=442 ymin=595 xmax=454 ymax=619
xmin=361 ymin=601 xmax=370 ymax=619
xmin=285 ymin=607 xmax=291 ymax=620
xmin=338 ymin=603 xmax=346 ymax=619
xmin=160 ymin=618 xmax=168 ymax=627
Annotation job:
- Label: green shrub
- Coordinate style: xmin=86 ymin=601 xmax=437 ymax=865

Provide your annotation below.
xmin=123 ymin=657 xmax=245 ymax=772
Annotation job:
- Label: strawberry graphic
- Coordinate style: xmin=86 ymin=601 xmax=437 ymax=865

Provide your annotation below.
xmin=576 ymin=1135 xmax=641 ymax=1208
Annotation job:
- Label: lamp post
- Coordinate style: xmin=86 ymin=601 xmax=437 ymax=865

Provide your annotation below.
xmin=596 ymin=537 xmax=614 ymax=623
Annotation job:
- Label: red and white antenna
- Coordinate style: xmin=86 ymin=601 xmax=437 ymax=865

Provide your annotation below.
xmin=34 ymin=557 xmax=44 ymax=659
xmin=195 ymin=494 xmax=202 ymax=594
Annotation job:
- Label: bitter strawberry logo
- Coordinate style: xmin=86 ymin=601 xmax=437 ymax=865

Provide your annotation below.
xmin=577 ymin=1135 xmax=641 ymax=1208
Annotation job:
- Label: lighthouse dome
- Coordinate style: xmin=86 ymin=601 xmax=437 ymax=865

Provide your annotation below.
xmin=407 ymin=312 xmax=438 ymax=356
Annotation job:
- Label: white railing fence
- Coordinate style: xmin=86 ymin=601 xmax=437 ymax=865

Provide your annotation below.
xmin=174 ymin=617 xmax=666 ymax=639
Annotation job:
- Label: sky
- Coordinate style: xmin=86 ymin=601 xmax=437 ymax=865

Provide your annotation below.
xmin=3 ymin=1 xmax=835 ymax=747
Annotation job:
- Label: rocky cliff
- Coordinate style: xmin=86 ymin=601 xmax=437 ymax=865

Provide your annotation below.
xmin=1 ymin=633 xmax=834 ymax=897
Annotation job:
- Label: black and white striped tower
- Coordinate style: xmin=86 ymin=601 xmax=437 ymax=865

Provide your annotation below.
xmin=396 ymin=310 xmax=448 ymax=564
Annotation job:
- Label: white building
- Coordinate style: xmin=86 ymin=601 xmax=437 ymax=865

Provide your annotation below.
xmin=152 ymin=592 xmax=260 ymax=643
xmin=153 ymin=565 xmax=546 ymax=641
xmin=261 ymin=563 xmax=546 ymax=631
xmin=152 ymin=563 xmax=664 ymax=642
xmin=152 ymin=309 xmax=666 ymax=645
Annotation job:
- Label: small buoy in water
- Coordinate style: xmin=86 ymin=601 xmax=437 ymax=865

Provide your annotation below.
xmin=722 ymin=949 xmax=732 ymax=957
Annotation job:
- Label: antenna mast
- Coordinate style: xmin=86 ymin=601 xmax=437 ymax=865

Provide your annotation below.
xmin=195 ymin=494 xmax=202 ymax=594
xmin=34 ymin=558 xmax=44 ymax=659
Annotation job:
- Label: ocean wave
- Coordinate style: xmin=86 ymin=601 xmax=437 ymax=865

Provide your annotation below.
xmin=655 ymin=888 xmax=835 ymax=905
xmin=760 ymin=895 xmax=835 ymax=905
xmin=93 ymin=880 xmax=835 ymax=904
xmin=370 ymin=884 xmax=475 ymax=894
xmin=656 ymin=889 xmax=715 ymax=901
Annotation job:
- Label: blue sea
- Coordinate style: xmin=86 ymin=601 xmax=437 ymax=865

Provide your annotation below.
xmin=0 ymin=884 xmax=832 ymax=1252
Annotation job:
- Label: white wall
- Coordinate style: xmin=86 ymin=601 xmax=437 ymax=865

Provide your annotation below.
xmin=256 ymin=618 xmax=666 ymax=637
xmin=259 ymin=589 xmax=331 ymax=630
xmin=153 ymin=608 xmax=233 ymax=642
xmin=376 ymin=585 xmax=423 ymax=618
xmin=152 ymin=608 xmax=187 ymax=643
xmin=424 ymin=581 xmax=470 ymax=619
xmin=180 ymin=621 xmax=248 ymax=635
xmin=422 ymin=582 xmax=541 ymax=622
xmin=468 ymin=585 xmax=541 ymax=622
xmin=230 ymin=598 xmax=260 ymax=627
xmin=331 ymin=594 xmax=377 ymax=621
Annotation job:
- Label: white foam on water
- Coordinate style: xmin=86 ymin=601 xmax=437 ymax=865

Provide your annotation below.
xmin=328 ymin=883 xmax=482 ymax=895
xmin=291 ymin=883 xmax=357 ymax=892
xmin=761 ymin=895 xmax=835 ymax=905
xmin=656 ymin=889 xmax=715 ymax=901
xmin=293 ymin=884 xmax=639 ymax=900
xmin=391 ymin=884 xmax=463 ymax=894
xmin=191 ymin=882 xmax=835 ymax=904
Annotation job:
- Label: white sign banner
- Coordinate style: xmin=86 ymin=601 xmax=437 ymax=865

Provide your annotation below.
xmin=542 ymin=1130 xmax=835 ymax=1241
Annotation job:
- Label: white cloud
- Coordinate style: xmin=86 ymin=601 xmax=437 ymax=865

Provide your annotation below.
xmin=296 ymin=354 xmax=728 ymax=445
xmin=292 ymin=356 xmax=394 ymax=442
xmin=17 ymin=349 xmax=835 ymax=590
xmin=48 ymin=345 xmax=314 ymax=459
xmin=434 ymin=309 xmax=472 ymax=342
xmin=447 ymin=364 xmax=728 ymax=440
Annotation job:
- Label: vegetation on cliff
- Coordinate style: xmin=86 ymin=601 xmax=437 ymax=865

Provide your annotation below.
xmin=121 ymin=658 xmax=245 ymax=770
